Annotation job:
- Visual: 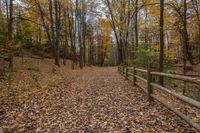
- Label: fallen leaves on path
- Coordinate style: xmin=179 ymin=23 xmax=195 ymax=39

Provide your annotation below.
xmin=0 ymin=58 xmax=198 ymax=132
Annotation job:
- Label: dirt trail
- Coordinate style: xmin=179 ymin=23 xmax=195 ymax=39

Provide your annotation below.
xmin=0 ymin=65 xmax=198 ymax=132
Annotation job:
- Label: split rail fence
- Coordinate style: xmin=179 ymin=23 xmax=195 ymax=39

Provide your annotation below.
xmin=118 ymin=65 xmax=200 ymax=131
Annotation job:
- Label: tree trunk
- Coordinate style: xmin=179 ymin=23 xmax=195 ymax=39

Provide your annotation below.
xmin=198 ymin=23 xmax=200 ymax=62
xmin=106 ymin=0 xmax=123 ymax=64
xmin=182 ymin=0 xmax=193 ymax=77
xmin=8 ymin=0 xmax=13 ymax=71
xmin=135 ymin=0 xmax=139 ymax=49
xmin=63 ymin=11 xmax=69 ymax=66
xmin=76 ymin=0 xmax=83 ymax=69
xmin=182 ymin=0 xmax=189 ymax=95
xmin=191 ymin=0 xmax=200 ymax=62
xmin=54 ymin=0 xmax=61 ymax=66
xmin=82 ymin=0 xmax=87 ymax=66
xmin=49 ymin=0 xmax=56 ymax=63
xmin=183 ymin=0 xmax=194 ymax=66
xmin=144 ymin=8 xmax=148 ymax=43
xmin=159 ymin=0 xmax=164 ymax=85
xmin=0 ymin=0 xmax=2 ymax=15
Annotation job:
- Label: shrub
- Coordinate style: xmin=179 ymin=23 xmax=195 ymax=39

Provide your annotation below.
xmin=134 ymin=43 xmax=159 ymax=68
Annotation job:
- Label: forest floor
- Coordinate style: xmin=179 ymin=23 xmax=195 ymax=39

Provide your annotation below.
xmin=0 ymin=58 xmax=199 ymax=132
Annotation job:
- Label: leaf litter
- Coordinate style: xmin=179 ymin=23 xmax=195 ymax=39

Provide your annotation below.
xmin=0 ymin=58 xmax=199 ymax=132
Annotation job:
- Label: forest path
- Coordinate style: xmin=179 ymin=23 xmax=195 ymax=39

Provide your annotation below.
xmin=1 ymin=66 xmax=197 ymax=132
xmin=60 ymin=67 xmax=196 ymax=132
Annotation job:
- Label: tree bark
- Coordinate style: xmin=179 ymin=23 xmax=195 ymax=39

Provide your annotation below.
xmin=8 ymin=0 xmax=14 ymax=70
xmin=183 ymin=0 xmax=190 ymax=76
xmin=159 ymin=0 xmax=164 ymax=85
xmin=183 ymin=0 xmax=194 ymax=66
xmin=76 ymin=0 xmax=84 ymax=69
xmin=192 ymin=0 xmax=200 ymax=62
xmin=55 ymin=0 xmax=61 ymax=66
xmin=135 ymin=0 xmax=139 ymax=49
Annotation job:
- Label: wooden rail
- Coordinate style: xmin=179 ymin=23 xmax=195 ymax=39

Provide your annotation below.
xmin=118 ymin=65 xmax=200 ymax=131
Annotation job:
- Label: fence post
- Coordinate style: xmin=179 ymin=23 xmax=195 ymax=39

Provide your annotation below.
xmin=147 ymin=63 xmax=153 ymax=102
xmin=133 ymin=67 xmax=136 ymax=86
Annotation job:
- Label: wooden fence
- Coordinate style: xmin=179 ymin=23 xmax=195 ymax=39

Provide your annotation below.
xmin=118 ymin=65 xmax=200 ymax=131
